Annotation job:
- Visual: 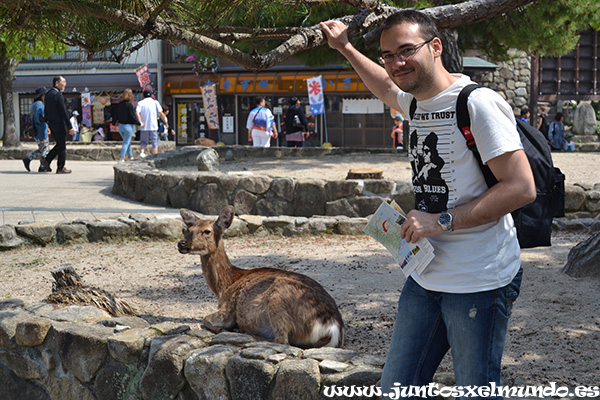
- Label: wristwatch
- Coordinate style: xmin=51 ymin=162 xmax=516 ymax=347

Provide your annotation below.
xmin=438 ymin=211 xmax=453 ymax=232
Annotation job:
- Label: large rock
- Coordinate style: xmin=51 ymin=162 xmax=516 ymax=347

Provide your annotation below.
xmin=140 ymin=335 xmax=206 ymax=400
xmin=272 ymin=358 xmax=321 ymax=400
xmin=86 ymin=220 xmax=134 ymax=242
xmin=140 ymin=218 xmax=185 ymax=240
xmin=190 ymin=183 xmax=228 ymax=215
xmin=185 ymin=344 xmax=237 ymax=400
xmin=563 ymin=231 xmax=600 ymax=278
xmin=197 ymin=148 xmax=220 ymax=171
xmin=564 ymin=184 xmax=586 ymax=211
xmin=0 ymin=225 xmax=23 ymax=250
xmin=293 ymin=179 xmax=327 ymax=217
xmin=0 ymin=362 xmax=50 ymax=400
xmin=15 ymin=317 xmax=52 ymax=347
xmin=226 ymin=354 xmax=278 ymax=400
xmin=53 ymin=321 xmax=114 ymax=383
xmin=14 ymin=223 xmax=55 ymax=246
xmin=573 ymin=102 xmax=598 ymax=135
xmin=56 ymin=223 xmax=90 ymax=244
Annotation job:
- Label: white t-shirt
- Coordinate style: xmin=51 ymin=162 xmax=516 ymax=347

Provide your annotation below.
xmin=136 ymin=97 xmax=163 ymax=131
xmin=70 ymin=116 xmax=79 ymax=132
xmin=397 ymin=75 xmax=523 ymax=293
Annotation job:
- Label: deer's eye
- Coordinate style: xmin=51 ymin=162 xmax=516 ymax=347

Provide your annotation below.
xmin=203 ymin=229 xmax=211 ymax=235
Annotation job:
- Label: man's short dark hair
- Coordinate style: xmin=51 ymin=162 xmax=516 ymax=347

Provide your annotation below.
xmin=255 ymin=96 xmax=265 ymax=106
xmin=52 ymin=76 xmax=65 ymax=87
xmin=143 ymin=89 xmax=153 ymax=98
xmin=380 ymin=10 xmax=440 ymax=42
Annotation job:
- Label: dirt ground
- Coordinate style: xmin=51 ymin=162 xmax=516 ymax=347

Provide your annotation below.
xmin=1 ymin=151 xmax=599 ymax=388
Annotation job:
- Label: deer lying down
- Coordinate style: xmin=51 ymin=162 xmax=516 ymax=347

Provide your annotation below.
xmin=178 ymin=206 xmax=344 ymax=348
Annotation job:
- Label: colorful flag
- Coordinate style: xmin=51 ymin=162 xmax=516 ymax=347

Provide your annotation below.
xmin=200 ymin=84 xmax=220 ymax=130
xmin=307 ymin=76 xmax=324 ymax=115
xmin=135 ymin=64 xmax=153 ymax=91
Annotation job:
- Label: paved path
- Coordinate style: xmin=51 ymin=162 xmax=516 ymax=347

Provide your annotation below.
xmin=0 ymin=159 xmax=180 ymax=226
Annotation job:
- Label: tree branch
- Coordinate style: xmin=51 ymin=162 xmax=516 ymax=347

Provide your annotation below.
xmin=2 ymin=0 xmax=537 ymax=71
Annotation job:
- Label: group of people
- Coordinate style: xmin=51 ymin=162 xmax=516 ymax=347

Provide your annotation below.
xmin=536 ymin=108 xmax=575 ymax=151
xmin=23 ymin=76 xmax=75 ymax=174
xmin=111 ymin=88 xmax=171 ymax=162
xmin=23 ymin=79 xmax=174 ymax=172
xmin=246 ymin=96 xmax=310 ymax=148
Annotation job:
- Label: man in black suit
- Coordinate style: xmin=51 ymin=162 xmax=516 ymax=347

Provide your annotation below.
xmin=43 ymin=76 xmax=75 ymax=174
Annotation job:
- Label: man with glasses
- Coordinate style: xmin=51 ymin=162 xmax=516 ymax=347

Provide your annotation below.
xmin=321 ymin=10 xmax=536 ymax=398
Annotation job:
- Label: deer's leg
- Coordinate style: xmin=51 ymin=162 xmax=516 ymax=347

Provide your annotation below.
xmin=203 ymin=306 xmax=237 ymax=334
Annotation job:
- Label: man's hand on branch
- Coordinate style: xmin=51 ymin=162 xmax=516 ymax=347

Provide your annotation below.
xmin=319 ymin=21 xmax=351 ymax=51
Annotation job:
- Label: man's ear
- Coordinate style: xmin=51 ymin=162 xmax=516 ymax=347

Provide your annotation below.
xmin=431 ymin=37 xmax=443 ymax=58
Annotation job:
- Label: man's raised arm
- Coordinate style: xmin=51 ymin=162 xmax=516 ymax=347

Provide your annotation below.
xmin=320 ymin=21 xmax=402 ymax=112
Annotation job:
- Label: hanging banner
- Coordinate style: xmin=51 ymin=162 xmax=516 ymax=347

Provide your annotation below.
xmin=307 ymin=75 xmax=324 ymax=115
xmin=81 ymin=93 xmax=92 ymax=127
xmin=136 ymin=64 xmax=153 ymax=92
xmin=177 ymin=104 xmax=188 ymax=138
xmin=200 ymin=84 xmax=220 ymax=130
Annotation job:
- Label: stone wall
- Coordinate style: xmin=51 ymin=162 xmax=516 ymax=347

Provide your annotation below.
xmin=0 ymin=141 xmax=175 ymax=162
xmin=0 ymin=299 xmax=384 ymax=400
xmin=468 ymin=51 xmax=531 ymax=115
xmin=113 ymin=146 xmax=600 ymax=221
xmin=112 ymin=147 xmax=416 ymax=219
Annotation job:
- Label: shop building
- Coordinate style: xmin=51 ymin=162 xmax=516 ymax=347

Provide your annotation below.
xmin=10 ymin=41 xmax=162 ymax=142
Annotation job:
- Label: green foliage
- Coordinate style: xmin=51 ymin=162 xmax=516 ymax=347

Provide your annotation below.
xmin=457 ymin=0 xmax=600 ymax=60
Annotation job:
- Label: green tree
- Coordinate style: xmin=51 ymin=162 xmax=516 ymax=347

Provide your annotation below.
xmin=0 ymin=31 xmax=68 ymax=147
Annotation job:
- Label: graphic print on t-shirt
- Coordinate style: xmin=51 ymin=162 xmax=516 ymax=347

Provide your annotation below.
xmin=409 ymin=111 xmax=455 ymax=213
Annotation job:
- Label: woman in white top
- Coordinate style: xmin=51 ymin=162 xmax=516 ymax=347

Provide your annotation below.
xmin=246 ymin=97 xmax=278 ymax=147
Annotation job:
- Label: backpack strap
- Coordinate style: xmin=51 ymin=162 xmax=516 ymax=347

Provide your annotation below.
xmin=409 ymin=97 xmax=417 ymax=119
xmin=455 ymin=84 xmax=498 ymax=188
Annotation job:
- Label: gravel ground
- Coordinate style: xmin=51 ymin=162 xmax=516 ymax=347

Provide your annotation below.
xmin=1 ymin=151 xmax=599 ymax=388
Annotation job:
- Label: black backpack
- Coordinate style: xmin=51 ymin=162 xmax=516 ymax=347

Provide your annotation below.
xmin=409 ymin=84 xmax=565 ymax=248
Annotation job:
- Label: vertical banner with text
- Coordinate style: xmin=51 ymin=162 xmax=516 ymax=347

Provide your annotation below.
xmin=135 ymin=64 xmax=153 ymax=92
xmin=200 ymin=84 xmax=220 ymax=130
xmin=307 ymin=75 xmax=324 ymax=115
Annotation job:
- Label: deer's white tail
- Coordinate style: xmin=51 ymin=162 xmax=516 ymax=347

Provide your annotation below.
xmin=309 ymin=320 xmax=344 ymax=348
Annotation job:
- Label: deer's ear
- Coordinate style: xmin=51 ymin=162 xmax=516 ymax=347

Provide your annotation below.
xmin=215 ymin=205 xmax=235 ymax=233
xmin=180 ymin=209 xmax=199 ymax=228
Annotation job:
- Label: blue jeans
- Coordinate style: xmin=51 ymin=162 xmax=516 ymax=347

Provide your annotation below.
xmin=381 ymin=268 xmax=522 ymax=400
xmin=119 ymin=123 xmax=134 ymax=159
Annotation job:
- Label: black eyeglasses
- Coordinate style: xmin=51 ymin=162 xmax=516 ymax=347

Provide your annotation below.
xmin=378 ymin=39 xmax=435 ymax=65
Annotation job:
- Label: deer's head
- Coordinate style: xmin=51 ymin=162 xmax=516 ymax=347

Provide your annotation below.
xmin=178 ymin=206 xmax=235 ymax=256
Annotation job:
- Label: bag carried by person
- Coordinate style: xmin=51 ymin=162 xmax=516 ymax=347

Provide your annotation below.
xmin=409 ymin=84 xmax=565 ymax=248
xmin=22 ymin=111 xmax=36 ymax=140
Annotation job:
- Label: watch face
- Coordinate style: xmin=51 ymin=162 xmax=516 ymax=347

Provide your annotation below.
xmin=439 ymin=213 xmax=451 ymax=225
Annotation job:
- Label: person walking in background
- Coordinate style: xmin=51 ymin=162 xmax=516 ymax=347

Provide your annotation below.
xmin=158 ymin=106 xmax=174 ymax=141
xmin=136 ymin=89 xmax=168 ymax=157
xmin=247 ymin=96 xmax=278 ymax=147
xmin=391 ymin=115 xmax=404 ymax=149
xmin=23 ymin=87 xmax=51 ymax=172
xmin=536 ymin=105 xmax=549 ymax=137
xmin=548 ymin=112 xmax=566 ymax=151
xmin=321 ymin=10 xmax=535 ymax=396
xmin=284 ymin=97 xmax=308 ymax=148
xmin=113 ymin=88 xmax=144 ymax=163
xmin=43 ymin=76 xmax=75 ymax=174
xmin=70 ymin=110 xmax=80 ymax=141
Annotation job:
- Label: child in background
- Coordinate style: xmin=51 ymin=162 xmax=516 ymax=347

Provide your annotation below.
xmin=391 ymin=116 xmax=404 ymax=149
xmin=564 ymin=133 xmax=575 ymax=152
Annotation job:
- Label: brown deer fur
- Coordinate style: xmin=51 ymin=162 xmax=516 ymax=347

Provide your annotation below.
xmin=178 ymin=206 xmax=344 ymax=348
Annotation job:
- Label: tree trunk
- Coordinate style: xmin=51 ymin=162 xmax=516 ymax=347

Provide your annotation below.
xmin=440 ymin=29 xmax=463 ymax=73
xmin=0 ymin=43 xmax=19 ymax=147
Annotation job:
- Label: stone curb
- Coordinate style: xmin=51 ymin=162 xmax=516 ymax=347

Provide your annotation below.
xmin=0 ymin=212 xmax=598 ymax=251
